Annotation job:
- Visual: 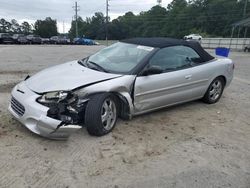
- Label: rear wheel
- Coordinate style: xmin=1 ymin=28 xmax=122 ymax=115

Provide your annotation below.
xmin=85 ymin=93 xmax=118 ymax=136
xmin=202 ymin=77 xmax=225 ymax=104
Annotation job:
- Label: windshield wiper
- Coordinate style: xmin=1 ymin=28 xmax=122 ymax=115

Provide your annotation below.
xmin=78 ymin=57 xmax=89 ymax=67
xmin=87 ymin=61 xmax=109 ymax=73
xmin=78 ymin=58 xmax=109 ymax=73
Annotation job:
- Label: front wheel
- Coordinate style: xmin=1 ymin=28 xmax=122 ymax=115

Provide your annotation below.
xmin=85 ymin=93 xmax=118 ymax=136
xmin=202 ymin=77 xmax=225 ymax=104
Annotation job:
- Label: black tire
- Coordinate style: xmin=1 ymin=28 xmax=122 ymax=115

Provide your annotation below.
xmin=85 ymin=93 xmax=119 ymax=136
xmin=202 ymin=77 xmax=225 ymax=104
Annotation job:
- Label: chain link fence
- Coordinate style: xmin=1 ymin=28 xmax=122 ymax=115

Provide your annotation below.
xmin=96 ymin=38 xmax=250 ymax=51
xmin=201 ymin=38 xmax=250 ymax=50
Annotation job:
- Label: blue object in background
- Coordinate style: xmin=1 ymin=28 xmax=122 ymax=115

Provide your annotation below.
xmin=215 ymin=47 xmax=230 ymax=57
xmin=74 ymin=38 xmax=95 ymax=45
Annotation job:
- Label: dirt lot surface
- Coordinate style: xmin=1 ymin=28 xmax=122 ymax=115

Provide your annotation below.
xmin=0 ymin=45 xmax=250 ymax=188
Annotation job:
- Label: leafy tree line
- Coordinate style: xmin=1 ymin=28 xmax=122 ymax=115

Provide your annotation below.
xmin=33 ymin=17 xmax=57 ymax=37
xmin=0 ymin=19 xmax=32 ymax=34
xmin=0 ymin=17 xmax=57 ymax=38
xmin=69 ymin=0 xmax=250 ymax=40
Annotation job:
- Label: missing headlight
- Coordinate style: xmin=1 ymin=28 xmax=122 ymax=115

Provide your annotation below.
xmin=37 ymin=91 xmax=88 ymax=124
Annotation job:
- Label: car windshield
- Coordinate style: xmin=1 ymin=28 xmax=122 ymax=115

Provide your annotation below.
xmin=84 ymin=42 xmax=154 ymax=74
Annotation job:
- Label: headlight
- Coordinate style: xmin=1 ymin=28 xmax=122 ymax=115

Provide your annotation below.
xmin=37 ymin=91 xmax=69 ymax=104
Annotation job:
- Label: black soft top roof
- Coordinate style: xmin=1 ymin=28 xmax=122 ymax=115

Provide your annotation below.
xmin=120 ymin=37 xmax=214 ymax=62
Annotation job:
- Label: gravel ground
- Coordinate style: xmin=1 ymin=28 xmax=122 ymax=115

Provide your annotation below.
xmin=0 ymin=45 xmax=249 ymax=188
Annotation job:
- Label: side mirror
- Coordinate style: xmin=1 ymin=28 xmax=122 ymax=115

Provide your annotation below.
xmin=142 ymin=66 xmax=163 ymax=76
xmin=190 ymin=57 xmax=202 ymax=64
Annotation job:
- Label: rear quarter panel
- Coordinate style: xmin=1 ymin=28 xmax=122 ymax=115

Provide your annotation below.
xmin=193 ymin=57 xmax=234 ymax=97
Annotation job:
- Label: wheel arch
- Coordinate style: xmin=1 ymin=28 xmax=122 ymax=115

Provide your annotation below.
xmin=110 ymin=91 xmax=133 ymax=120
xmin=86 ymin=91 xmax=133 ymax=120
xmin=217 ymin=75 xmax=227 ymax=86
xmin=203 ymin=75 xmax=227 ymax=98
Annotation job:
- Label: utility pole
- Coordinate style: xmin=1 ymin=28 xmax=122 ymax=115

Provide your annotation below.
xmin=243 ymin=0 xmax=248 ymax=18
xmin=63 ymin=21 xmax=65 ymax=34
xmin=106 ymin=0 xmax=110 ymax=46
xmin=157 ymin=0 xmax=162 ymax=6
xmin=73 ymin=2 xmax=80 ymax=38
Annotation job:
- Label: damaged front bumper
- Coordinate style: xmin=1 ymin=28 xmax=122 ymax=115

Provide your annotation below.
xmin=8 ymin=82 xmax=82 ymax=140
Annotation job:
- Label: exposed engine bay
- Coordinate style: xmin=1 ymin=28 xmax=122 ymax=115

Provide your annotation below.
xmin=37 ymin=91 xmax=88 ymax=125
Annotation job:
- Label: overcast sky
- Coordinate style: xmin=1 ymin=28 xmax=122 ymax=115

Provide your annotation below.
xmin=0 ymin=0 xmax=172 ymax=33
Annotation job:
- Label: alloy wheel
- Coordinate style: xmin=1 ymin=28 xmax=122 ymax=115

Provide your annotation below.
xmin=101 ymin=98 xmax=117 ymax=131
xmin=209 ymin=80 xmax=222 ymax=101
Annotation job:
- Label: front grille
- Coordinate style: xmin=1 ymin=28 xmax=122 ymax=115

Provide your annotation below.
xmin=11 ymin=97 xmax=25 ymax=116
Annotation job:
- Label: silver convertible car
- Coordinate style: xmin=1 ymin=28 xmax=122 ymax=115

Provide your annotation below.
xmin=9 ymin=38 xmax=234 ymax=140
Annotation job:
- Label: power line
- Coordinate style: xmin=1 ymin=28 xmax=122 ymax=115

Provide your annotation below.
xmin=73 ymin=1 xmax=80 ymax=38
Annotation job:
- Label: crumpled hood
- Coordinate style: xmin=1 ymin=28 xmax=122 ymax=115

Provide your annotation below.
xmin=25 ymin=61 xmax=122 ymax=93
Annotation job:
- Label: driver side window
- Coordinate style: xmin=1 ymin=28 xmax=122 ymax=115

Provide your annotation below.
xmin=148 ymin=46 xmax=201 ymax=73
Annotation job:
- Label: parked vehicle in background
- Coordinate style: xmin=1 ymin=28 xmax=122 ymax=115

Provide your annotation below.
xmin=73 ymin=37 xmax=79 ymax=44
xmin=0 ymin=33 xmax=14 ymax=44
xmin=50 ymin=36 xmax=70 ymax=44
xmin=41 ymin=38 xmax=50 ymax=44
xmin=12 ymin=34 xmax=28 ymax=44
xmin=50 ymin=36 xmax=60 ymax=44
xmin=184 ymin=34 xmax=202 ymax=41
xmin=244 ymin=44 xmax=250 ymax=52
xmin=65 ymin=37 xmax=71 ymax=44
xmin=73 ymin=38 xmax=95 ymax=45
xmin=26 ymin=35 xmax=42 ymax=44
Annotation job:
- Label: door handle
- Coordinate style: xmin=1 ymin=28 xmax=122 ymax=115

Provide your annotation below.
xmin=185 ymin=75 xmax=192 ymax=80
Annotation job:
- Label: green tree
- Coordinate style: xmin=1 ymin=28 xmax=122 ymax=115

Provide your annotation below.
xmin=10 ymin=19 xmax=21 ymax=33
xmin=69 ymin=13 xmax=106 ymax=39
xmin=34 ymin=17 xmax=58 ymax=37
xmin=68 ymin=0 xmax=250 ymax=39
xmin=21 ymin=21 xmax=32 ymax=34
xmin=109 ymin=12 xmax=141 ymax=40
xmin=0 ymin=18 xmax=11 ymax=33
xmin=69 ymin=17 xmax=89 ymax=39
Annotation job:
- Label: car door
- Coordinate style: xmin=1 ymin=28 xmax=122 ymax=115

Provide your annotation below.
xmin=133 ymin=45 xmax=210 ymax=114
